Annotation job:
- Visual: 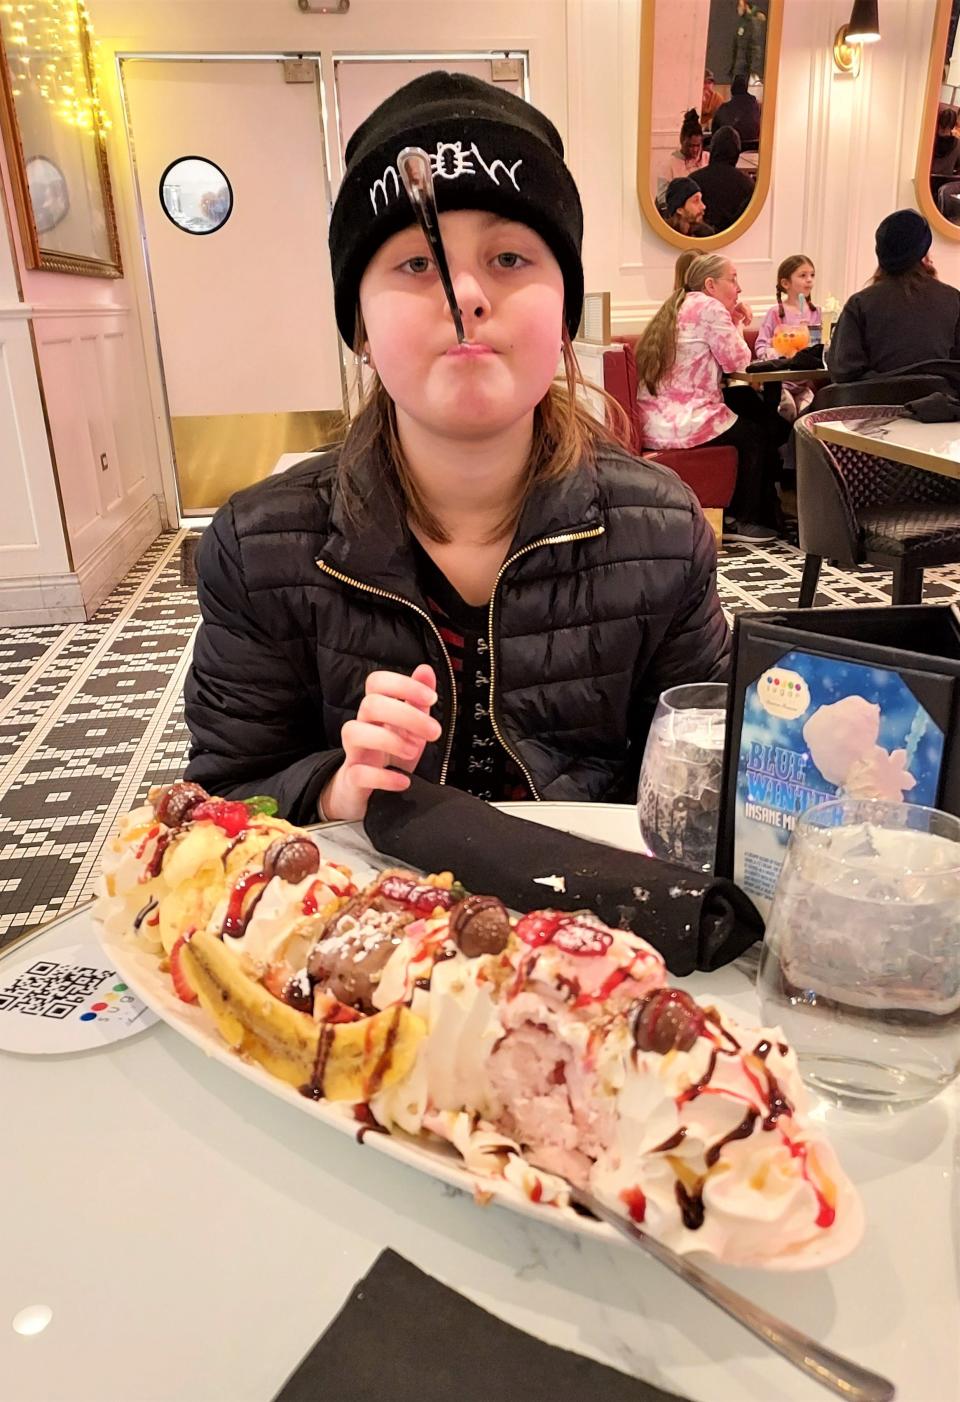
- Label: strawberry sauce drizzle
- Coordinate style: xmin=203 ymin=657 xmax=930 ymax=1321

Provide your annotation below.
xmin=620 ymin=1186 xmax=647 ymax=1223
xmin=781 ymin=1132 xmax=836 ymax=1228
xmin=220 ymin=870 xmax=269 ymax=940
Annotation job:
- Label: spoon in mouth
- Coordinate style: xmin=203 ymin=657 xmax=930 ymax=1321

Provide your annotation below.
xmin=397 ymin=146 xmax=465 ymax=344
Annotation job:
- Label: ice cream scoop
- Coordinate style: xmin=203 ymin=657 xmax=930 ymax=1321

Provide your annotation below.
xmin=803 ymin=695 xmax=880 ymax=784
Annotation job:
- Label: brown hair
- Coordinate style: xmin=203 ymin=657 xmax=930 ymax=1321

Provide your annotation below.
xmin=336 ymin=318 xmax=631 ymax=544
xmin=870 ymin=262 xmax=936 ymax=288
xmin=634 ymin=253 xmax=732 ymax=395
xmin=775 ymin=254 xmax=816 ymax=320
xmin=673 ymin=250 xmax=697 ymax=291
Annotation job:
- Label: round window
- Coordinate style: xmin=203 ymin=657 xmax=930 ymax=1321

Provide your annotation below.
xmin=159 ymin=157 xmax=233 ymax=235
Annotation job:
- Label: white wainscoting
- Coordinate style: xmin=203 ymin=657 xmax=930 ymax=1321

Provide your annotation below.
xmin=0 ymin=304 xmax=72 ymax=589
xmin=31 ymin=304 xmax=161 ymax=615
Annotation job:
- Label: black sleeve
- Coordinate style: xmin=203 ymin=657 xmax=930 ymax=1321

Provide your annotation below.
xmin=183 ymin=503 xmax=344 ymax=824
xmin=629 ymin=499 xmax=731 ymax=750
xmin=826 ymin=299 xmax=869 ymax=383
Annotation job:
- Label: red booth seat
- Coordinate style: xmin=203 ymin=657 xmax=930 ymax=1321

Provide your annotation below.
xmin=600 ymin=332 xmax=745 ymax=519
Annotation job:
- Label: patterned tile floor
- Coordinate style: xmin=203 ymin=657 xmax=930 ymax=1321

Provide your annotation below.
xmin=0 ymin=527 xmax=958 ymax=950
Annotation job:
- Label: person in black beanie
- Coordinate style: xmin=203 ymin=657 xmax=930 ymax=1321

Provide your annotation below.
xmin=828 ymin=209 xmax=960 ymax=381
xmin=663 ymin=177 xmax=714 ymax=238
xmin=184 ymin=71 xmax=729 ymax=824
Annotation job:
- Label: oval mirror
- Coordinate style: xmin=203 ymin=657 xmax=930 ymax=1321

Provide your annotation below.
xmin=638 ymin=0 xmax=783 ymax=250
xmin=916 ymin=0 xmax=960 ymax=238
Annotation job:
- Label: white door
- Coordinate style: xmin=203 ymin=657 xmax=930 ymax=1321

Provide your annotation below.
xmin=123 ymin=59 xmax=344 ymax=516
xmin=333 ymin=57 xmax=526 ymax=154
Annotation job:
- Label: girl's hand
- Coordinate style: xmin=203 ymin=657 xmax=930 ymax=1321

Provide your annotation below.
xmin=320 ymin=664 xmax=441 ymax=822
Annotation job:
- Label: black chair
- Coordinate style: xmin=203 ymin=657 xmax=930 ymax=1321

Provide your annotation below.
xmin=810 ymin=374 xmax=951 ymax=413
xmin=795 ymin=406 xmax=960 ymax=606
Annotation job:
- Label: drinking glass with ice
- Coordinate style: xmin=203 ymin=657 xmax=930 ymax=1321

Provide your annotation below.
xmin=636 ymin=683 xmax=728 ymax=873
xmin=758 ymin=798 xmax=960 ymax=1109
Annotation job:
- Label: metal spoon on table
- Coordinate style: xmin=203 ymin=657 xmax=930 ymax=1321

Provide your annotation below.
xmin=397 ymin=146 xmax=465 ymax=343
xmin=571 ymin=1188 xmax=895 ymax=1402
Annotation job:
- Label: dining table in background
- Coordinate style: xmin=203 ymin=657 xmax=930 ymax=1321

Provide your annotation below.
xmin=811 ymin=414 xmax=960 ymax=482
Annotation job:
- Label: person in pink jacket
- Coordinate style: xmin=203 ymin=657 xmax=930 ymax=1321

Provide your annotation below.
xmin=635 ymin=253 xmax=779 ymax=543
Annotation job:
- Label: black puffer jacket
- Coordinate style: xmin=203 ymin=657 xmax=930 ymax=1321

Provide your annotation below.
xmin=184 ymin=447 xmax=730 ymax=823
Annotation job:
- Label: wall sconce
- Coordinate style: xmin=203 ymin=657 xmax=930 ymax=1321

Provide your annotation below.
xmin=834 ymin=0 xmax=880 ymax=75
xmin=833 ymin=26 xmax=862 ymax=75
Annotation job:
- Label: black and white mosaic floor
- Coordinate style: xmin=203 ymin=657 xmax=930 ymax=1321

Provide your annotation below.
xmin=0 ymin=528 xmax=958 ymax=951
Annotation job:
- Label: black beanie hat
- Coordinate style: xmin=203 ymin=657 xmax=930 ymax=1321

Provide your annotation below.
xmin=666 ymin=176 xmax=701 ymax=217
xmin=328 ymin=71 xmax=584 ymax=345
xmin=875 ymin=209 xmax=932 ymax=275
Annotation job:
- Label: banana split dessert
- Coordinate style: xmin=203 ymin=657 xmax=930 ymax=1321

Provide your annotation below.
xmin=94 ymin=782 xmax=863 ymax=1269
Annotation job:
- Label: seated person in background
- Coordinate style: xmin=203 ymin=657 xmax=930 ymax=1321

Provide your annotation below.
xmin=755 ymin=253 xmax=822 ymax=420
xmin=712 ymin=76 xmax=761 ymax=146
xmin=701 ymin=69 xmax=724 ymax=132
xmin=634 ymin=253 xmax=779 ymax=545
xmin=932 ymin=108 xmax=960 ymax=177
xmin=664 ymin=177 xmax=715 ymax=238
xmin=828 ymin=209 xmax=960 ymax=382
xmin=690 ymin=126 xmax=754 ymax=234
xmin=656 ymin=109 xmax=708 ymax=194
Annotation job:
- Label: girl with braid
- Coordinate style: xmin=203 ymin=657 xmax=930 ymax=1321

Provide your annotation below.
xmin=754 ymin=254 xmax=821 ymax=420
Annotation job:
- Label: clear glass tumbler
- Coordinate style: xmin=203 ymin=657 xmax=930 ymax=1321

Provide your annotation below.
xmin=757 ymin=798 xmax=960 ymax=1109
xmin=636 ymin=682 xmax=728 ymax=873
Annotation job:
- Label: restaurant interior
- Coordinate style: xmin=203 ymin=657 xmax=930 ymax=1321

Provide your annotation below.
xmin=3 ymin=2 xmax=960 ymax=1400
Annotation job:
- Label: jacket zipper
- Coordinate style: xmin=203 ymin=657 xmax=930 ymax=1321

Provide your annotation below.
xmin=486 ymin=523 xmax=606 ymax=801
xmin=315 ymin=558 xmax=458 ymax=784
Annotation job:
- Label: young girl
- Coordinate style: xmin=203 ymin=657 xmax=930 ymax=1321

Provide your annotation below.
xmin=755 ymin=254 xmax=822 ymax=419
xmin=184 ymin=72 xmax=730 ymax=824
xmin=656 ymin=108 xmax=708 ymax=194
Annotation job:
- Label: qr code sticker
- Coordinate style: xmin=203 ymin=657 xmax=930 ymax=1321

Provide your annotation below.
xmin=0 ymin=960 xmax=110 ymax=1019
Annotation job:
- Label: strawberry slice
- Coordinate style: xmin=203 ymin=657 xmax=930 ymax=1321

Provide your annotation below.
xmin=188 ymin=799 xmax=250 ymax=837
xmin=170 ymin=935 xmax=198 ymax=1004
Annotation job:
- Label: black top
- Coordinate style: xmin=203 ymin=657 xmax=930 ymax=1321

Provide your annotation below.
xmin=183 ymin=445 xmax=730 ymax=824
xmin=711 ymin=93 xmax=761 ymax=144
xmin=691 ymin=162 xmax=754 ymax=233
xmin=412 ymin=541 xmax=530 ymax=802
xmin=827 ymin=276 xmax=960 ymax=382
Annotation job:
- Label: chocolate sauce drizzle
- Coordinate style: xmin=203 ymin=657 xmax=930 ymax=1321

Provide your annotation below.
xmin=364 ymin=1007 xmax=402 ymax=1100
xmin=354 ymin=1103 xmax=388 ymax=1144
xmin=220 ymin=870 xmax=269 ymax=941
xmin=658 ymin=1029 xmax=799 ymax=1232
xmin=651 ymin=1127 xmax=687 ymax=1153
xmin=675 ymin=1181 xmax=705 ymax=1231
xmin=133 ymin=897 xmax=158 ymax=930
xmin=300 ymin=1024 xmax=335 ymax=1100
xmin=705 ymin=1108 xmax=760 ymax=1168
xmin=221 ymin=831 xmax=249 ymax=867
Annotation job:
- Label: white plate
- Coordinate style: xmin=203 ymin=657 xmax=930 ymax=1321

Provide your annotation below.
xmin=96 ymin=823 xmax=621 ymax=1248
xmin=95 ymin=820 xmax=853 ymax=1271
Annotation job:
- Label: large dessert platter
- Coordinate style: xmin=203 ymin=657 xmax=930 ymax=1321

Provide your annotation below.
xmin=93 ymin=782 xmax=863 ymax=1272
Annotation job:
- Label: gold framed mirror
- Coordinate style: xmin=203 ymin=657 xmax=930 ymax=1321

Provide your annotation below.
xmin=637 ymin=0 xmax=783 ymax=251
xmin=916 ymin=0 xmax=960 ymax=240
xmin=0 ymin=0 xmax=122 ymax=278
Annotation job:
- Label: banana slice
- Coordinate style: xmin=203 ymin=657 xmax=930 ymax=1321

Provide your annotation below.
xmin=181 ymin=929 xmax=424 ymax=1099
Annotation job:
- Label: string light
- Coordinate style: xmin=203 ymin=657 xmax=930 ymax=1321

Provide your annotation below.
xmin=0 ymin=0 xmax=112 ymax=135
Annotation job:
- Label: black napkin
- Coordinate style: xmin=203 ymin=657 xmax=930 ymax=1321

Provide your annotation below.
xmin=902 ymin=391 xmax=960 ymax=422
xmin=364 ymin=779 xmax=763 ymax=976
xmin=746 ymin=344 xmax=825 ymax=374
xmin=273 ymin=1249 xmax=689 ymax=1402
